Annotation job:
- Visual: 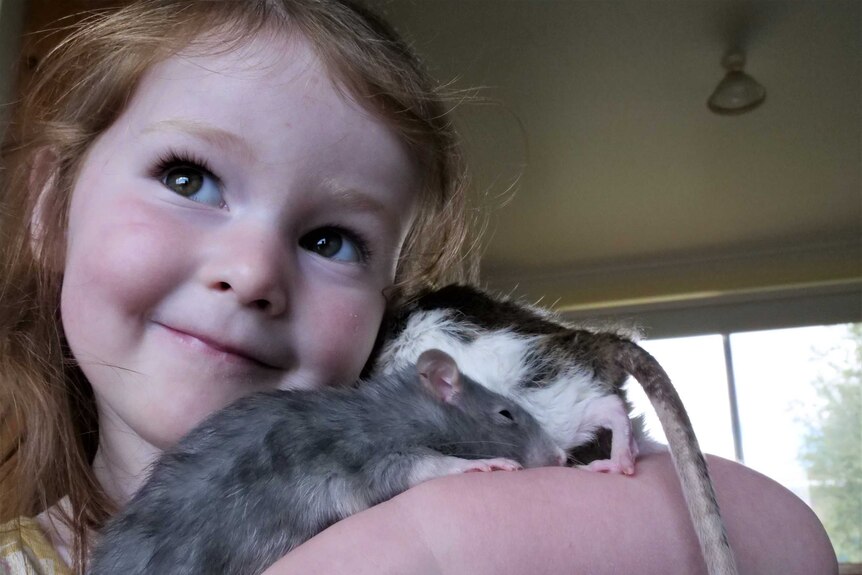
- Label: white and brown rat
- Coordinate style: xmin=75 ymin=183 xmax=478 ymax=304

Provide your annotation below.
xmin=375 ymin=284 xmax=738 ymax=575
xmin=87 ymin=349 xmax=565 ymax=575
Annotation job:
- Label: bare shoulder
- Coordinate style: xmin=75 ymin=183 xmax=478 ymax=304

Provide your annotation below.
xmin=697 ymin=454 xmax=838 ymax=575
xmin=268 ymin=453 xmax=837 ymax=575
xmin=403 ymin=452 xmax=838 ymax=575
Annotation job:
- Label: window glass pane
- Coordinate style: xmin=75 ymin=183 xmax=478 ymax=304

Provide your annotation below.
xmin=625 ymin=335 xmax=737 ymax=460
xmin=731 ymin=323 xmax=861 ymax=563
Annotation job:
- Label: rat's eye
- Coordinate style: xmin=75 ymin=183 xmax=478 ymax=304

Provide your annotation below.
xmin=155 ymin=153 xmax=224 ymax=208
xmin=299 ymin=227 xmax=369 ymax=263
xmin=497 ymin=408 xmax=515 ymax=423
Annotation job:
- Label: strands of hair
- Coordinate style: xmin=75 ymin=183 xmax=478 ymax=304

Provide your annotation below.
xmin=0 ymin=2 xmax=477 ymax=572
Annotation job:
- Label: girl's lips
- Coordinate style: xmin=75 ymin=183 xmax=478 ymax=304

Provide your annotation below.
xmin=156 ymin=323 xmax=275 ymax=369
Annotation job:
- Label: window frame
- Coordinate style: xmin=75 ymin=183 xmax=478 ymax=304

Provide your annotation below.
xmin=560 ymin=279 xmax=861 ymax=341
xmin=561 ymin=280 xmax=862 ymax=570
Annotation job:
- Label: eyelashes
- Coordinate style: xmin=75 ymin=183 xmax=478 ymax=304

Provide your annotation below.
xmin=299 ymin=225 xmax=373 ymax=264
xmin=149 ymin=149 xmax=373 ymax=264
xmin=151 ymin=149 xmax=225 ymax=208
xmin=150 ymin=149 xmax=218 ymax=185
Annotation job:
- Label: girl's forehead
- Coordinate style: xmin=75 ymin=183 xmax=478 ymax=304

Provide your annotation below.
xmin=127 ymin=33 xmax=354 ymax=132
xmin=102 ymin=27 xmax=420 ymax=220
xmin=158 ymin=30 xmax=321 ymax=88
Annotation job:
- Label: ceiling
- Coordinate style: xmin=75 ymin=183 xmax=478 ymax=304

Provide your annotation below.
xmin=6 ymin=0 xmax=861 ymax=316
xmin=367 ymin=0 xmax=861 ymax=312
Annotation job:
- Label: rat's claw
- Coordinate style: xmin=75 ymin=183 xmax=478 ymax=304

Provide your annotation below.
xmin=580 ymin=456 xmax=636 ymax=475
xmin=463 ymin=457 xmax=522 ymax=473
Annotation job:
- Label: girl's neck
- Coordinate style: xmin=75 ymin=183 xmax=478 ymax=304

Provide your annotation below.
xmin=91 ymin=414 xmax=164 ymax=507
xmin=91 ymin=444 xmax=159 ymax=508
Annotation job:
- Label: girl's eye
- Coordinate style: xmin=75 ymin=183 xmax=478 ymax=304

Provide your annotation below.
xmin=299 ymin=228 xmax=368 ymax=263
xmin=161 ymin=163 xmax=224 ymax=207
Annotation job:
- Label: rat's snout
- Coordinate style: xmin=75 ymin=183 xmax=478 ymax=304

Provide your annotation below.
xmin=530 ymin=442 xmax=568 ymax=468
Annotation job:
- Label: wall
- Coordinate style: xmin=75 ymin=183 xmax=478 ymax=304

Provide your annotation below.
xmin=0 ymin=0 xmax=25 ymax=141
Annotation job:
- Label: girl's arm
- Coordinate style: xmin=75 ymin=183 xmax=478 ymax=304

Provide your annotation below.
xmin=263 ymin=453 xmax=838 ymax=574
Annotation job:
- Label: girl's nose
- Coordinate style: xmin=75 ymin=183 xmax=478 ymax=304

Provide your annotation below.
xmin=200 ymin=223 xmax=290 ymax=316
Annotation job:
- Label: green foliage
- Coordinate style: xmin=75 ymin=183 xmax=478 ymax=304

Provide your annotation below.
xmin=798 ymin=323 xmax=862 ymax=563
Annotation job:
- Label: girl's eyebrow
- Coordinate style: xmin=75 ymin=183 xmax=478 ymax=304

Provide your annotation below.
xmin=142 ymin=119 xmax=256 ymax=161
xmin=323 ymin=181 xmax=390 ymax=218
xmin=144 ymin=120 xmax=395 ymax=219
xmin=322 ymin=181 xmax=405 ymax=244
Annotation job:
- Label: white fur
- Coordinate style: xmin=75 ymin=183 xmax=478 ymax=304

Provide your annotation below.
xmin=378 ymin=311 xmax=611 ymax=450
xmin=378 ymin=311 xmax=532 ymax=397
xmin=517 ymin=371 xmax=610 ymax=449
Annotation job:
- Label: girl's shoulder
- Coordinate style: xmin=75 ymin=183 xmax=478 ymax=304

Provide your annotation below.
xmin=0 ymin=517 xmax=71 ymax=575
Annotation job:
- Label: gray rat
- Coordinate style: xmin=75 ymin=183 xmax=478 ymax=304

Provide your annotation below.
xmin=87 ymin=348 xmax=566 ymax=575
xmin=376 ymin=284 xmax=738 ymax=575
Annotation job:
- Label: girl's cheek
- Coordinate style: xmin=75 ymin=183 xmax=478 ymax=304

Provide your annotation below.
xmin=308 ymin=292 xmax=385 ymax=385
xmin=69 ymin=196 xmax=185 ymax=299
xmin=61 ymin=194 xmax=189 ymax=364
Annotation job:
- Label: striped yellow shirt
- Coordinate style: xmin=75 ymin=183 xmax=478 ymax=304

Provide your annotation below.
xmin=0 ymin=517 xmax=71 ymax=575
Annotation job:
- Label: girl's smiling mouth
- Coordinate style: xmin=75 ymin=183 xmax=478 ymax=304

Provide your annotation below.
xmin=155 ymin=322 xmax=278 ymax=370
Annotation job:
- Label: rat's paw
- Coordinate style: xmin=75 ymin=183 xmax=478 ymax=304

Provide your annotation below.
xmin=583 ymin=422 xmax=639 ymax=475
xmin=580 ymin=455 xmax=636 ymax=475
xmin=462 ymin=458 xmax=523 ymax=473
xmin=408 ymin=455 xmax=523 ymax=486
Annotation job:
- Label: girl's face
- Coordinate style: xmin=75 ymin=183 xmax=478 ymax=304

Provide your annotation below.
xmin=60 ymin=33 xmax=419 ymax=460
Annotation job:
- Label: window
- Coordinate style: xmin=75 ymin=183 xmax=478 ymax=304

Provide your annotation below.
xmin=625 ymin=323 xmax=861 ymax=564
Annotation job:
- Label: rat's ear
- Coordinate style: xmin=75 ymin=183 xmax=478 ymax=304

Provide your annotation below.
xmin=416 ymin=349 xmax=462 ymax=404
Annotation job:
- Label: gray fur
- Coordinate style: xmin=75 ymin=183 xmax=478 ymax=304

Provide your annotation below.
xmin=88 ymin=351 xmax=563 ymax=575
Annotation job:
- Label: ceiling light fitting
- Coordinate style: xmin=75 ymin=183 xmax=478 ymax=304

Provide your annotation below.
xmin=707 ymin=50 xmax=766 ymax=115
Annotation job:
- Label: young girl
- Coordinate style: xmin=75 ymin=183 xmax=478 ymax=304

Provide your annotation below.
xmin=0 ymin=1 xmax=837 ymax=574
